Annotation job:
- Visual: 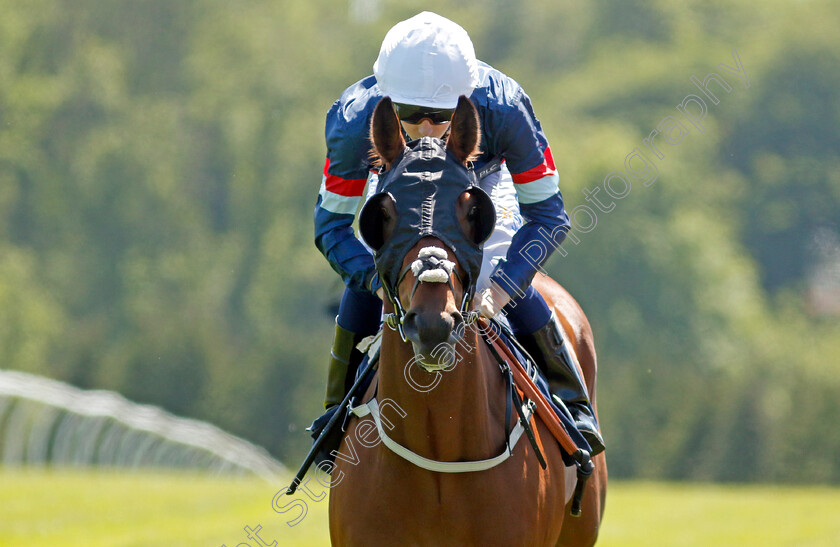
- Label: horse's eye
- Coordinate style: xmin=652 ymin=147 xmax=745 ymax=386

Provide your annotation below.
xmin=467 ymin=205 xmax=479 ymax=220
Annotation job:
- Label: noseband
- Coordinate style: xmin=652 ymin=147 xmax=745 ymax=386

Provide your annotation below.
xmin=383 ymin=246 xmax=480 ymax=342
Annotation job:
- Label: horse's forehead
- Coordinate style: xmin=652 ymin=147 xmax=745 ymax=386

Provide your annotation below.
xmin=389 ymin=137 xmax=455 ymax=174
xmin=384 ymin=149 xmax=473 ymax=198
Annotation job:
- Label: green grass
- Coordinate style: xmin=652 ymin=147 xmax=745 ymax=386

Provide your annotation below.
xmin=1 ymin=469 xmax=839 ymax=546
xmin=0 ymin=467 xmax=330 ymax=546
xmin=598 ymin=482 xmax=840 ymax=547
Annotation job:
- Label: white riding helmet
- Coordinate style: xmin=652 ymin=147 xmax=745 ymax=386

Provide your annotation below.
xmin=373 ymin=11 xmax=480 ymax=109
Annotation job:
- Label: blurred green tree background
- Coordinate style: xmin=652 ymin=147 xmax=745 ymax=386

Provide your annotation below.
xmin=1 ymin=0 xmax=838 ymax=482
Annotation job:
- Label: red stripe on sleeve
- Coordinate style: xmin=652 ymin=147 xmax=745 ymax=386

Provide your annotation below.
xmin=544 ymin=146 xmax=557 ymax=171
xmin=323 ymin=158 xmax=366 ymax=197
xmin=510 ymin=146 xmax=557 ymax=184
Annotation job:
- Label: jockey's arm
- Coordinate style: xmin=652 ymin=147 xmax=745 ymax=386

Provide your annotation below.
xmin=488 ymin=93 xmax=571 ymax=298
xmin=313 ymin=102 xmax=382 ymax=295
xmin=490 ymin=192 xmax=569 ymax=296
xmin=314 ymin=186 xmax=380 ymax=294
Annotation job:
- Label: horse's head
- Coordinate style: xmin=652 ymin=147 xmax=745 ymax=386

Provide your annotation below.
xmin=360 ymin=96 xmax=495 ymax=368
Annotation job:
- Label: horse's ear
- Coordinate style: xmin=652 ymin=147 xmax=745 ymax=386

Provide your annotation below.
xmin=370 ymin=97 xmax=406 ymax=169
xmin=446 ymin=96 xmax=480 ymax=164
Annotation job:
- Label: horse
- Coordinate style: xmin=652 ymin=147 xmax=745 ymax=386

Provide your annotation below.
xmin=327 ymin=96 xmax=607 ymax=546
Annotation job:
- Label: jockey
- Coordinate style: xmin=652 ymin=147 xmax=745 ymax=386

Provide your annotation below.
xmin=314 ymin=11 xmax=603 ymax=455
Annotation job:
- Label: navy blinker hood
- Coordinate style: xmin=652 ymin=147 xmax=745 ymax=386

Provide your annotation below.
xmin=360 ymin=137 xmax=495 ymax=301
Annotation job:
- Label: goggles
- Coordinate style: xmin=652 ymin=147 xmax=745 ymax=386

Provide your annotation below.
xmin=393 ymin=102 xmax=455 ymax=125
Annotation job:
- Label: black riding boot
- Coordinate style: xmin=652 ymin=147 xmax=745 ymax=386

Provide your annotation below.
xmin=525 ymin=313 xmax=605 ymax=456
xmin=323 ymin=319 xmax=366 ymax=409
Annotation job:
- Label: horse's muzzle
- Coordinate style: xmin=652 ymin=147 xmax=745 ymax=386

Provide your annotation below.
xmin=403 ymin=309 xmax=464 ymax=369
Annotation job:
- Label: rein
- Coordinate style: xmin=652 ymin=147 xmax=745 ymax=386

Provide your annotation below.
xmin=366 ymin=246 xmax=547 ymax=474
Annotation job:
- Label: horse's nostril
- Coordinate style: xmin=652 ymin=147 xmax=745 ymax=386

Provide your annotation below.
xmin=449 ymin=311 xmax=465 ymax=342
xmin=402 ymin=310 xmax=420 ymax=342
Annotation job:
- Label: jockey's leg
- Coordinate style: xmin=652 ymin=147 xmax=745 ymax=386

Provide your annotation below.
xmin=324 ymin=287 xmax=382 ymax=409
xmin=504 ymin=287 xmax=605 ymax=456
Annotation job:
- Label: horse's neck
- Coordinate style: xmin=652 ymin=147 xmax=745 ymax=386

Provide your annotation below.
xmin=377 ymin=329 xmax=507 ymax=462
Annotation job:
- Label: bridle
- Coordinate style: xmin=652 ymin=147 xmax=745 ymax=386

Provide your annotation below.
xmin=381 ymin=245 xmax=480 ymax=343
xmin=356 ymin=209 xmax=549 ymax=477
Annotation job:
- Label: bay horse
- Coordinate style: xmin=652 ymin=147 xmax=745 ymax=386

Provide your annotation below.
xmin=328 ymin=96 xmax=606 ymax=546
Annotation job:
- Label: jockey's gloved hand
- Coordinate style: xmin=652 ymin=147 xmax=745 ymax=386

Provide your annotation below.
xmin=477 ymin=280 xmax=512 ymax=318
